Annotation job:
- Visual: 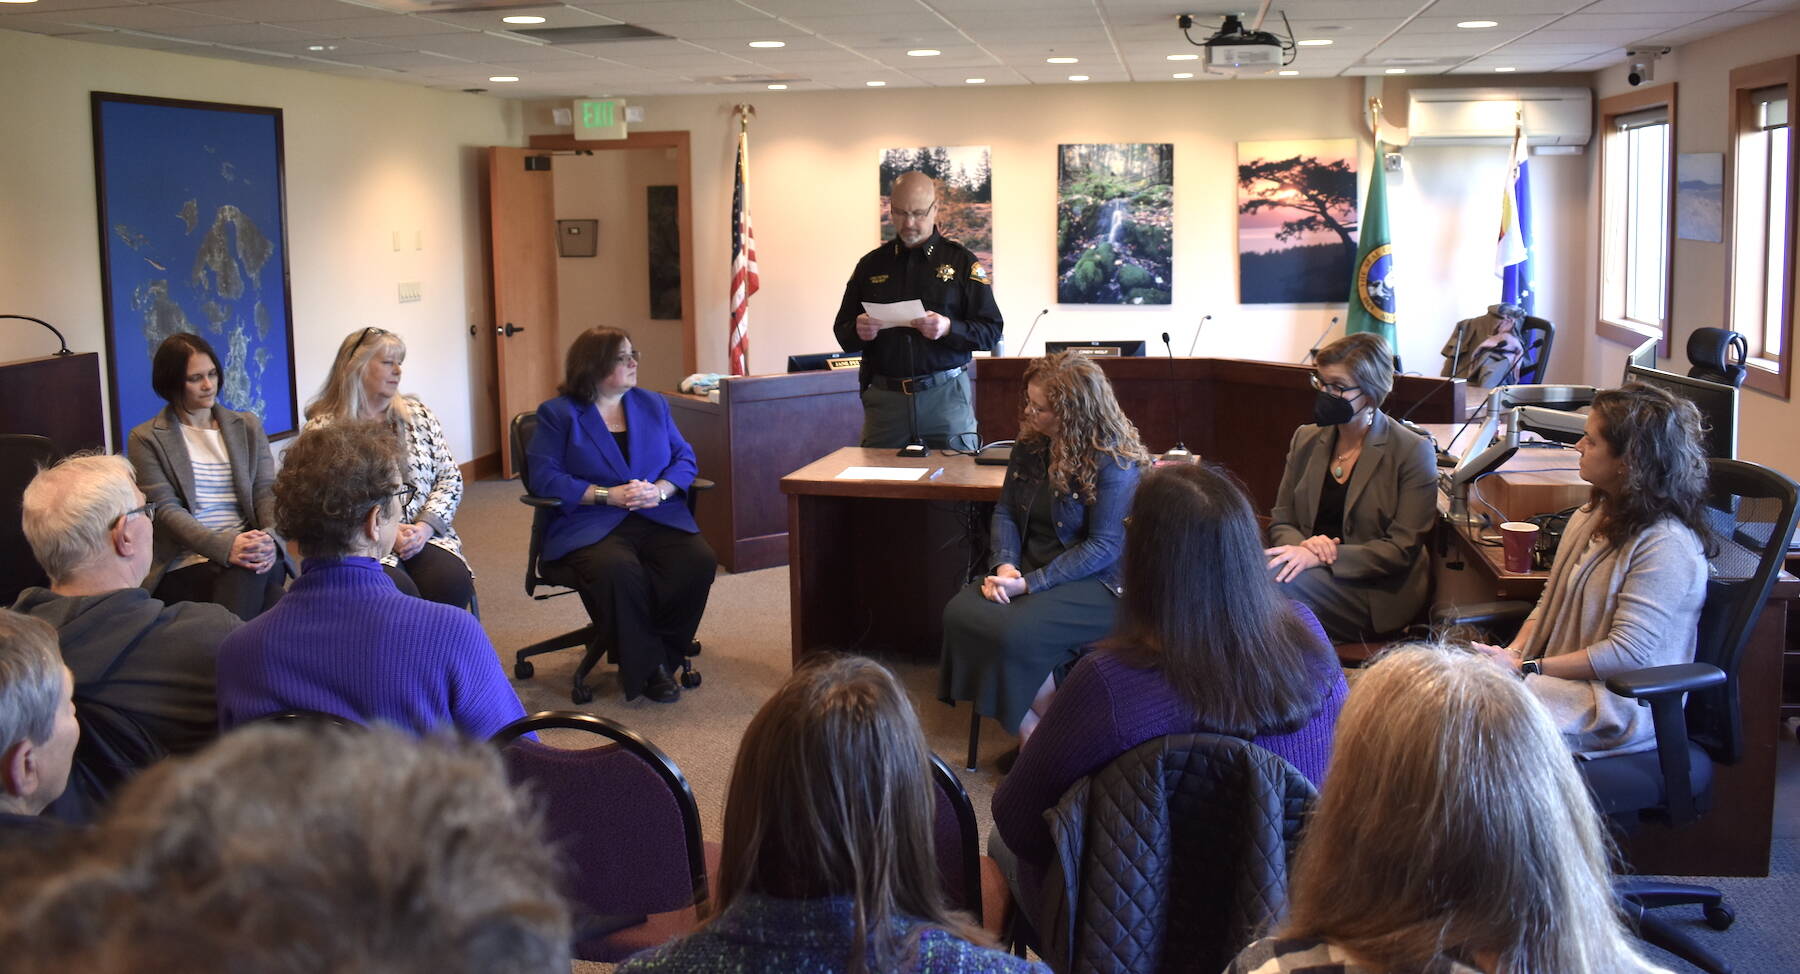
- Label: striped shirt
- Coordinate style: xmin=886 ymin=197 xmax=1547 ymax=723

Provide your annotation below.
xmin=171 ymin=425 xmax=245 ymax=571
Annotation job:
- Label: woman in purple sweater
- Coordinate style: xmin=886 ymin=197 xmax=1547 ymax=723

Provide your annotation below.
xmin=991 ymin=463 xmax=1347 ymax=917
xmin=215 ymin=421 xmax=525 ymax=738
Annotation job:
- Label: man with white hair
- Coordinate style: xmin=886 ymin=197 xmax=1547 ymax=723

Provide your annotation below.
xmin=0 ymin=610 xmax=79 ymax=838
xmin=10 ymin=455 xmax=237 ymax=790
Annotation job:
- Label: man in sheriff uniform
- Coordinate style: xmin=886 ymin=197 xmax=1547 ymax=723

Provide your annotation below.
xmin=833 ymin=171 xmax=1002 ymax=450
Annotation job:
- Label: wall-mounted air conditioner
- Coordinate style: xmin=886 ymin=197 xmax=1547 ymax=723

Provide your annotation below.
xmin=1407 ymin=87 xmax=1593 ymax=148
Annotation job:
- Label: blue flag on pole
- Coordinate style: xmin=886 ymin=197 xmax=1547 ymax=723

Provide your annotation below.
xmin=1497 ymin=126 xmax=1534 ymax=314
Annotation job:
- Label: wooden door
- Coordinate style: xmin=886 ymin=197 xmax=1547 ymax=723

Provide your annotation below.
xmin=487 ymin=147 xmax=560 ymax=478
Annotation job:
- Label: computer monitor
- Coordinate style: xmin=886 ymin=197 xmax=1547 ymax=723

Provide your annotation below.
xmin=1624 ymin=335 xmax=1659 ymax=377
xmin=786 ymin=351 xmax=861 ymax=373
xmin=1623 ymin=364 xmax=1739 ymax=459
xmin=1043 ymin=339 xmax=1147 ymax=357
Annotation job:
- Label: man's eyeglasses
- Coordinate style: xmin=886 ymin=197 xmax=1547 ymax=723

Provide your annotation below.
xmin=117 ymin=500 xmax=156 ymax=526
xmin=616 ymin=350 xmax=641 ymax=365
xmin=894 ymin=201 xmax=937 ymax=221
xmin=1309 ymin=372 xmax=1361 ymax=398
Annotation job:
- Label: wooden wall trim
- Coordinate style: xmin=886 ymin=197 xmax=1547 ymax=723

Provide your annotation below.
xmin=460 ymin=451 xmax=502 ymax=483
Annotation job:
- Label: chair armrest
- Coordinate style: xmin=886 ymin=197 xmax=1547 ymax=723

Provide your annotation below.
xmin=1431 ymin=601 xmax=1533 ymax=630
xmin=691 ymin=477 xmax=715 ymax=493
xmin=1602 ymin=662 xmax=1725 ymax=701
xmin=519 ymin=494 xmax=561 ymax=508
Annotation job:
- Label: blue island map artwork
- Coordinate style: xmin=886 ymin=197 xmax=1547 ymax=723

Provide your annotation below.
xmin=94 ymin=94 xmax=297 ymax=447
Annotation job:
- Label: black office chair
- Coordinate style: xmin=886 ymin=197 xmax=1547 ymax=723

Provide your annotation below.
xmin=1688 ymin=327 xmax=1750 ymax=388
xmin=1513 ymin=315 xmax=1555 ymax=385
xmin=1434 ymin=458 xmax=1800 ymax=974
xmin=509 ymin=411 xmax=712 ymax=705
xmin=0 ymin=433 xmax=56 ymax=605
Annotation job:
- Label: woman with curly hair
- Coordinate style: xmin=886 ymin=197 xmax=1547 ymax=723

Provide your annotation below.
xmin=304 ymin=327 xmax=473 ymax=609
xmin=939 ymin=351 xmax=1149 ymax=747
xmin=1474 ymin=382 xmax=1711 ymax=758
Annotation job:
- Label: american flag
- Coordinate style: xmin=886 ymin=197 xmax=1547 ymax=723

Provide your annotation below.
xmin=729 ymin=125 xmax=759 ymax=376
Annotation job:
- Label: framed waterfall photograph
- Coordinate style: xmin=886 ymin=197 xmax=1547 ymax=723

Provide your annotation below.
xmin=1056 ymin=143 xmax=1174 ymax=305
xmin=91 ymin=92 xmax=299 ymax=450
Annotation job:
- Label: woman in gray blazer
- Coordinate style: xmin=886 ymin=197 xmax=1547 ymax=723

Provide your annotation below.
xmin=127 ymin=333 xmax=287 ymax=620
xmin=1266 ymin=333 xmax=1437 ymax=643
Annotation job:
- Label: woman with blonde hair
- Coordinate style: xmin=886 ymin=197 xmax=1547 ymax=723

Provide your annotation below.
xmin=1226 ymin=644 xmax=1666 ymax=974
xmin=939 ymin=351 xmax=1149 ymax=747
xmin=616 ymin=655 xmax=1045 ymax=974
xmin=304 ymin=327 xmax=473 ymax=609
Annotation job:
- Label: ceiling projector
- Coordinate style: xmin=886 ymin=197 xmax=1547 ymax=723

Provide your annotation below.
xmin=1177 ymin=12 xmax=1295 ymax=76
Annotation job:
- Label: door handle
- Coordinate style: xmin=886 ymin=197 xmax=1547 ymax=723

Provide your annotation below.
xmin=497 ymin=322 xmax=526 ymax=337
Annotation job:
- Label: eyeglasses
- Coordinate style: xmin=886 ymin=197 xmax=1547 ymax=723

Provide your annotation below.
xmin=894 ymin=201 xmax=937 ymax=220
xmin=117 ymin=500 xmax=155 ymax=525
xmin=376 ymin=483 xmax=419 ymax=513
xmin=1309 ymin=372 xmax=1361 ymax=398
xmin=352 ymin=326 xmax=392 ymax=353
xmin=615 ymin=350 xmax=641 ymax=365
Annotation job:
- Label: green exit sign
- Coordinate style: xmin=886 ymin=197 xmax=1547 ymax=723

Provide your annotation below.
xmin=573 ymin=98 xmax=627 ymax=141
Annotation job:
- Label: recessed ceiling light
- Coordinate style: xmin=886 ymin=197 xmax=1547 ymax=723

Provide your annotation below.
xmin=1167 ymin=54 xmax=1199 ymax=61
xmin=866 ymin=80 xmax=886 ymax=86
xmin=748 ymin=40 xmax=785 ymax=49
xmin=907 ymin=49 xmax=940 ymax=57
xmin=502 ymin=15 xmax=545 ymax=24
xmin=1068 ymin=74 xmax=1089 ymax=81
xmin=489 ymin=76 xmax=519 ymax=83
xmin=767 ymin=84 xmax=787 ymax=90
xmin=1494 ymin=66 xmax=1516 ymax=72
xmin=1457 ymin=20 xmax=1498 ymax=29
xmin=1278 ymin=70 xmax=1299 ymax=76
xmin=1172 ymin=72 xmax=1194 ymax=79
xmin=1297 ymin=39 xmax=1333 ymax=47
xmin=0 ymin=1 xmax=42 ymax=4
xmin=1385 ymin=68 xmax=1407 ymax=74
xmin=1046 ymin=56 xmax=1079 ymax=64
xmin=965 ymin=77 xmax=986 ymax=84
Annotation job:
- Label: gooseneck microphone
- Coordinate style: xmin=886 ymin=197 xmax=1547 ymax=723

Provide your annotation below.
xmin=897 ymin=330 xmax=930 ymax=458
xmin=1011 ymin=309 xmax=1049 ymax=358
xmin=1301 ymin=315 xmax=1340 ymax=364
xmin=1159 ymin=331 xmax=1194 ymax=461
xmin=1185 ymin=314 xmax=1212 ymax=357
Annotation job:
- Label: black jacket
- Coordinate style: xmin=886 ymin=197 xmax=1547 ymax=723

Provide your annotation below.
xmin=832 ymin=229 xmax=1002 ymax=378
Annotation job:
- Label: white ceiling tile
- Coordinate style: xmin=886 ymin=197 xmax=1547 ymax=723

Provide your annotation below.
xmin=0 ymin=1 xmax=151 ymax=13
xmin=41 ymin=5 xmax=238 ymax=29
xmin=1582 ymin=0 xmax=1746 ymax=11
xmin=330 ymin=48 xmax=476 ymax=68
xmin=168 ymin=0 xmax=355 ymax=22
xmin=1640 ymin=11 xmax=1784 ymax=41
xmin=1416 ymin=0 xmax=1589 ymax=12
xmin=570 ymin=1 xmax=775 ymax=23
xmin=154 ymin=22 xmax=332 ymax=44
xmin=53 ymin=28 xmax=205 ymax=51
xmin=1554 ymin=12 xmax=1723 ymax=30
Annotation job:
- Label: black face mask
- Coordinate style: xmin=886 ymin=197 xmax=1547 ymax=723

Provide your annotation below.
xmin=1313 ymin=390 xmax=1357 ymax=426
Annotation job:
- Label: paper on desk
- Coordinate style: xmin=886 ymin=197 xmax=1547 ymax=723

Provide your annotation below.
xmin=862 ymin=299 xmax=926 ymax=325
xmin=837 ymin=466 xmax=929 ymax=481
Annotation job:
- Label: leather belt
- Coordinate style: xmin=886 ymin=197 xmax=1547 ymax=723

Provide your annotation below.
xmin=867 ymin=365 xmax=966 ymax=394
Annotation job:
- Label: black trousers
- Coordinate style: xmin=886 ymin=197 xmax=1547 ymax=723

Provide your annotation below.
xmin=153 ymin=560 xmax=285 ymax=622
xmin=545 ymin=516 xmax=716 ymax=698
xmin=382 ymin=542 xmax=475 ymax=609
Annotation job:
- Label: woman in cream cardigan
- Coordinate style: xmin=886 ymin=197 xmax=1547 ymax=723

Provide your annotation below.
xmin=1475 ymin=383 xmax=1711 ymax=758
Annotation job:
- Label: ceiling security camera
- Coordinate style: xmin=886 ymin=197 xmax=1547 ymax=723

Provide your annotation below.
xmin=1625 ymin=46 xmax=1671 ymax=87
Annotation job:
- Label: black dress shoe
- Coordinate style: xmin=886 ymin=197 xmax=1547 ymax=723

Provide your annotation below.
xmin=995 ymin=745 xmax=1021 ymax=775
xmin=641 ymin=666 xmax=681 ymax=703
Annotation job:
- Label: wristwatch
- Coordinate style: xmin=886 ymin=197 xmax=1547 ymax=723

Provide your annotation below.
xmin=1520 ymin=659 xmax=1542 ymax=677
xmin=658 ymin=485 xmax=671 ymax=503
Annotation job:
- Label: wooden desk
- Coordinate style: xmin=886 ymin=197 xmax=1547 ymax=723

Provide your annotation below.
xmin=664 ymin=369 xmax=862 ymax=573
xmin=1427 ymin=425 xmax=1797 ymax=877
xmin=782 ymin=449 xmax=1004 ymax=665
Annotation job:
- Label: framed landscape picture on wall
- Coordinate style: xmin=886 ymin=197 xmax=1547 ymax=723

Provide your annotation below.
xmin=91 ymin=92 xmax=298 ymax=449
xmin=1236 ymin=138 xmax=1359 ymax=304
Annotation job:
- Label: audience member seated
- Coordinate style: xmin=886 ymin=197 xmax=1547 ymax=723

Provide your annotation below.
xmin=13 ymin=454 xmax=235 ymax=758
xmin=0 ymin=611 xmax=78 ymax=842
xmin=214 ymin=421 xmax=524 ymax=737
xmin=128 ymin=332 xmax=287 ymax=621
xmin=991 ymin=463 xmax=1346 ymax=921
xmin=527 ymin=327 xmax=714 ymax=704
xmin=940 ymin=351 xmax=1148 ymax=745
xmin=0 ymin=724 xmax=569 ymax=974
xmin=617 ymin=654 xmax=1047 ymax=974
xmin=1227 ymin=644 xmax=1667 ymax=974
xmin=1266 ymin=333 xmax=1436 ymax=643
xmin=304 ymin=326 xmax=474 ymax=608
xmin=1473 ymin=383 xmax=1710 ymax=758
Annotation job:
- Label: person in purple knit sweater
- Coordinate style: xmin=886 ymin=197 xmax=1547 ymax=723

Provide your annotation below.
xmin=991 ymin=464 xmax=1348 ymax=919
xmin=216 ymin=421 xmax=525 ymax=738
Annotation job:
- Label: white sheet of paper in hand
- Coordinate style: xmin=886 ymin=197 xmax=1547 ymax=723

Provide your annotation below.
xmin=862 ymin=299 xmax=927 ymax=325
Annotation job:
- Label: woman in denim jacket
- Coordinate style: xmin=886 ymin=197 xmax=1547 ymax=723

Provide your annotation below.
xmin=939 ymin=352 xmax=1149 ymax=746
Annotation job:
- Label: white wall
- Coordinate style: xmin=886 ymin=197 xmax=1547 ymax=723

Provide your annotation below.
xmin=0 ymin=28 xmax=521 ymax=463
xmin=1581 ymin=11 xmax=1800 ymax=476
xmin=525 ymin=75 xmax=1592 ymax=385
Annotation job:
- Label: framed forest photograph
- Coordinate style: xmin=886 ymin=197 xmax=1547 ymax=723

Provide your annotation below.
xmin=1057 ymin=143 xmax=1173 ymax=305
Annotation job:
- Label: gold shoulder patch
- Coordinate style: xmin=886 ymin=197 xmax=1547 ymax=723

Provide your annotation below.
xmin=868 ymin=274 xmax=889 ymax=284
xmin=970 ymin=263 xmax=990 ymax=284
xmin=936 ymin=264 xmax=956 ymax=282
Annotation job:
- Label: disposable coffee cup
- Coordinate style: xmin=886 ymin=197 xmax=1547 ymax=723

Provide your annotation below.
xmin=1500 ymin=521 xmax=1539 ymax=573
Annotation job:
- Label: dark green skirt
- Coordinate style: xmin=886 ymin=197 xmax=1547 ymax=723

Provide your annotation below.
xmin=938 ymin=576 xmax=1118 ymax=734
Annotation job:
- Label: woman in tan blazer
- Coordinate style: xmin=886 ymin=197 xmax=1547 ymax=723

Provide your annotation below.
xmin=1266 ymin=333 xmax=1437 ymax=643
xmin=128 ymin=332 xmax=289 ymax=620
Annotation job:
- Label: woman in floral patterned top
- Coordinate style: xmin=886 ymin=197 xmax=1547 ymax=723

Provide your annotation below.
xmin=303 ymin=327 xmax=473 ymax=609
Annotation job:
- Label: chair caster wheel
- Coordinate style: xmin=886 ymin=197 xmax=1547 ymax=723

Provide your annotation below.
xmin=1703 ymin=903 xmax=1734 ymax=930
xmin=680 ymin=669 xmax=702 ymax=689
xmin=514 ymin=660 xmax=534 ymax=679
xmin=570 ymin=683 xmax=593 ymax=705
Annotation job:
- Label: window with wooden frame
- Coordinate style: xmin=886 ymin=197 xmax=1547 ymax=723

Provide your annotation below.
xmin=1728 ymin=57 xmax=1799 ymax=399
xmin=1597 ymin=85 xmax=1678 ymax=349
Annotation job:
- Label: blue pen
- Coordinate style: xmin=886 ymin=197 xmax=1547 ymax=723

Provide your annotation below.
xmin=929 ymin=467 xmax=945 ymax=479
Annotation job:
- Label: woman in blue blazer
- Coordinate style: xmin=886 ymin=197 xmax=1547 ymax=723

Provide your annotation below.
xmin=527 ymin=327 xmax=716 ymax=703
